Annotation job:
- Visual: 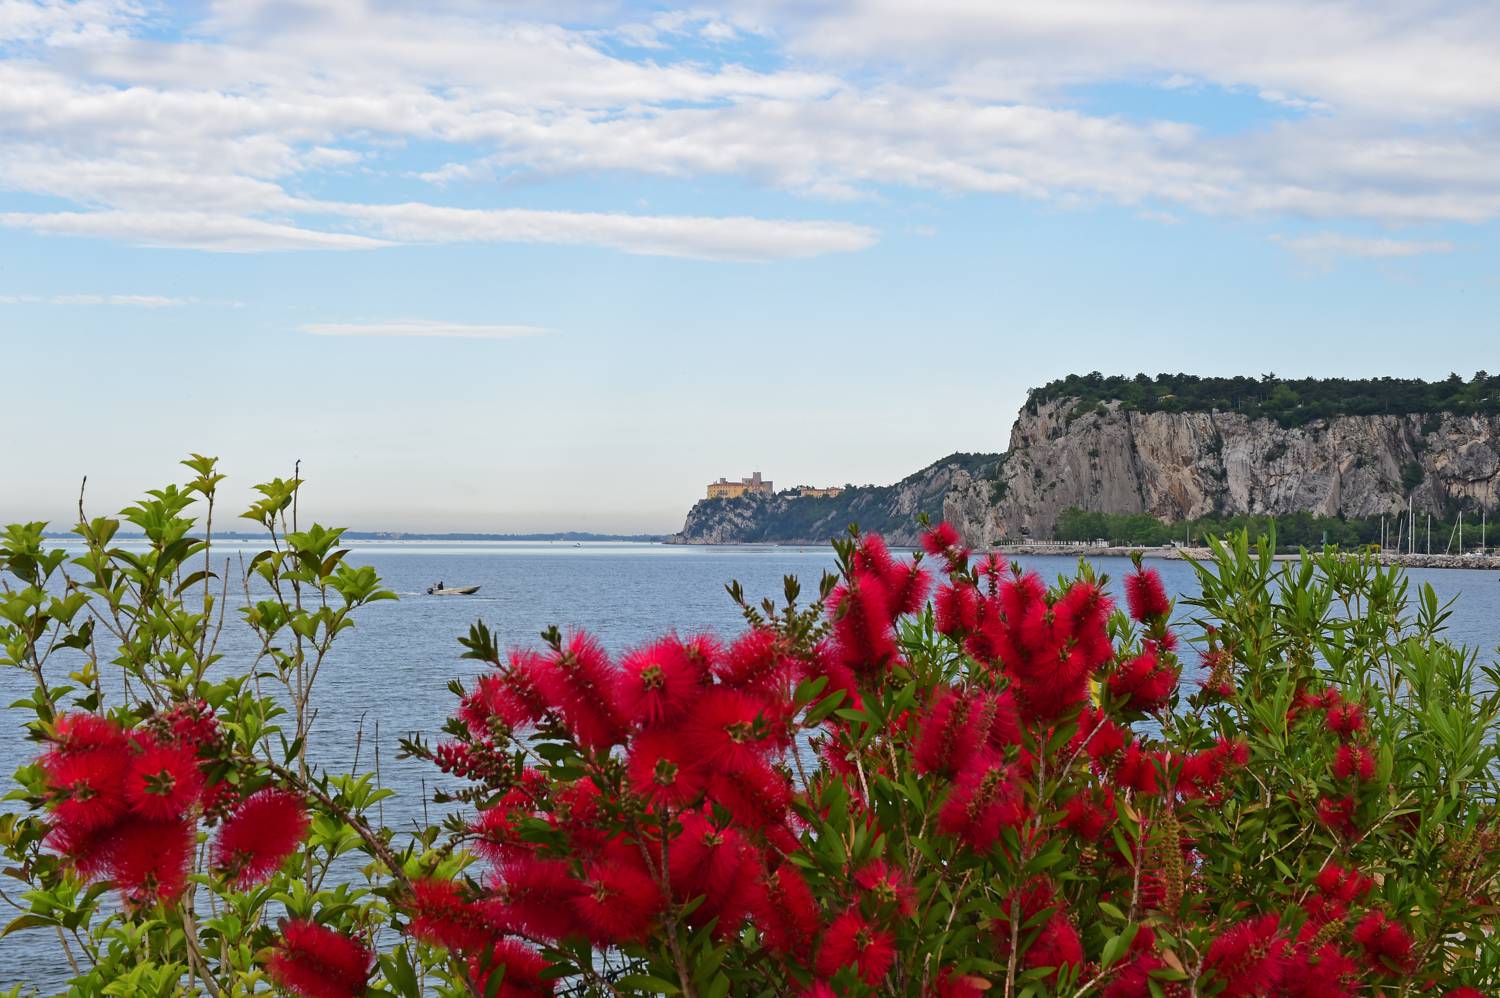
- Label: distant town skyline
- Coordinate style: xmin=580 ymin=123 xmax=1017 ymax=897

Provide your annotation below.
xmin=3 ymin=2 xmax=1499 ymax=533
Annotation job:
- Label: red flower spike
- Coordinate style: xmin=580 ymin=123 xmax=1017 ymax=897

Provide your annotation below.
xmin=572 ymin=851 xmax=664 ymax=944
xmin=110 ymin=816 xmax=194 ymax=907
xmin=938 ymin=754 xmax=1027 ymax=851
xmin=212 ymin=787 xmax=309 ymax=886
xmin=44 ymin=748 xmax=130 ymax=833
xmin=266 ymin=919 xmax=374 ymax=998
xmin=469 ymin=939 xmax=555 ymax=997
xmin=816 ymin=908 xmax=895 ymax=985
xmin=1324 ymin=701 xmax=1365 ymax=739
xmin=617 ymin=637 xmax=705 ymax=726
xmin=914 ymin=688 xmax=979 ymax=777
xmin=1352 ymin=910 xmax=1413 ymax=975
xmin=538 ymin=632 xmax=628 ymax=752
xmin=1125 ymin=567 xmax=1172 ymax=622
xmin=1202 ymin=914 xmax=1289 ymax=997
xmin=687 ymin=689 xmax=770 ymax=771
xmin=488 ymin=857 xmax=583 ymax=942
xmin=124 ymin=742 xmax=204 ymax=820
xmin=627 ymin=729 xmax=706 ymax=808
xmin=406 ymin=877 xmax=494 ymax=953
xmin=935 ymin=582 xmax=982 ymax=637
xmin=1108 ymin=651 xmax=1179 ymax=713
xmin=1332 ymin=743 xmax=1376 ymax=782
xmin=853 ymin=859 xmax=916 ymax=916
xmin=920 ymin=521 xmax=962 ymax=557
xmin=1316 ymin=795 xmax=1360 ymax=838
xmin=749 ymin=863 xmax=821 ymax=958
xmin=716 ymin=628 xmax=786 ymax=690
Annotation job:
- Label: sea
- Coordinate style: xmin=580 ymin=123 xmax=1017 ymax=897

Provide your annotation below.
xmin=3 ymin=540 xmax=1498 ymax=991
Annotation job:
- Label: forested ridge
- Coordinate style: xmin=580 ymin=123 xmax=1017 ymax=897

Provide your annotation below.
xmin=1030 ymin=372 xmax=1500 ymax=426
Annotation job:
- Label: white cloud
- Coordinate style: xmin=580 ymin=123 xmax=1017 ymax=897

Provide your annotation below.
xmin=0 ymin=293 xmax=201 ymax=306
xmin=299 ymin=321 xmax=548 ymax=340
xmin=0 ymin=0 xmax=1498 ymax=258
xmin=1272 ymin=232 xmax=1456 ymax=263
xmin=0 ymin=210 xmax=392 ymax=252
xmin=312 ymin=201 xmax=878 ymax=261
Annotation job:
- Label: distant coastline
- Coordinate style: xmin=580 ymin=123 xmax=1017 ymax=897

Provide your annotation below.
xmin=40 ymin=530 xmax=670 ymax=543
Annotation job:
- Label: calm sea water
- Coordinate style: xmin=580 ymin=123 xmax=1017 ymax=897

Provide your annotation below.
xmin=3 ymin=541 xmax=1498 ymax=990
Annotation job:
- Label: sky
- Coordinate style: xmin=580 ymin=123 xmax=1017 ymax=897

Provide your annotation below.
xmin=2 ymin=1 xmax=1498 ymax=533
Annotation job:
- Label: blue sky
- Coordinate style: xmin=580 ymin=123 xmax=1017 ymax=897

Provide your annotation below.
xmin=2 ymin=0 xmax=1498 ymax=532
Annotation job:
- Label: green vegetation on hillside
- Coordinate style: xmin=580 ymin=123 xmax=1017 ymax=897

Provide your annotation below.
xmin=690 ymin=452 xmax=1003 ymax=543
xmin=1055 ymin=506 xmax=1500 ymax=553
xmin=1030 ymin=372 xmax=1500 ymax=427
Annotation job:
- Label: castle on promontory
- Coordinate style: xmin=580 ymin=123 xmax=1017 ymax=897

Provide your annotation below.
xmin=706 ymin=471 xmax=774 ymax=500
xmin=705 ymin=472 xmax=846 ymax=500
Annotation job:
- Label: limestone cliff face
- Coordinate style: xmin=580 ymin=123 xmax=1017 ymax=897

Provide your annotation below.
xmin=944 ymin=398 xmax=1500 ymax=544
xmin=670 ymin=453 xmax=1001 ymax=545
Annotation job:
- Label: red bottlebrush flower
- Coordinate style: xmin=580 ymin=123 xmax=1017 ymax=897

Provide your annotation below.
xmin=110 ymin=816 xmax=194 ymax=906
xmin=1071 ymin=707 xmax=1126 ymax=763
xmin=472 ymin=795 xmax=532 ymax=865
xmin=1125 ymin=567 xmax=1171 ymax=622
xmin=934 ymin=968 xmax=989 ymax=998
xmin=124 ymin=741 xmax=204 ymax=820
xmin=1316 ymin=795 xmax=1359 ymax=838
xmin=1202 ymin=914 xmax=1289 ymax=997
xmin=750 ymin=863 xmax=821 ymax=958
xmin=1324 ymin=701 xmax=1365 ymax=739
xmin=935 ymin=582 xmax=982 ymax=636
xmin=707 ymin=757 xmax=793 ymax=833
xmin=538 ymin=632 xmax=628 ymax=752
xmin=1114 ymin=742 xmax=1160 ymax=795
xmin=687 ymin=688 xmax=769 ymax=771
xmin=406 ymin=877 xmax=494 ymax=953
xmin=854 ymin=859 xmax=916 ymax=916
xmin=52 ymin=712 xmax=129 ymax=753
xmin=938 ymin=754 xmax=1027 ymax=851
xmin=854 ymin=534 xmax=931 ymax=618
xmin=470 ymin=939 xmax=555 ymax=997
xmin=914 ymin=688 xmax=979 ymax=777
xmin=670 ymin=812 xmax=746 ymax=901
xmin=716 ymin=628 xmax=786 ymax=690
xmin=979 ymin=689 xmax=1023 ymax=750
xmin=45 ymin=820 xmax=115 ymax=879
xmin=921 ymin=521 xmax=962 ymax=557
xmin=1314 ymin=863 xmax=1372 ymax=903
xmin=265 ymin=919 xmax=374 ymax=998
xmin=801 ymin=985 xmax=837 ymax=998
xmin=493 ymin=650 xmax=554 ymax=727
xmin=1027 ymin=915 xmax=1085 ymax=981
xmin=1101 ymin=926 xmax=1165 ymax=998
xmin=489 ymin=857 xmax=583 ymax=942
xmin=1352 ymin=911 xmax=1413 ymax=975
xmin=1445 ymin=990 xmax=1486 ymax=998
xmin=1332 ymin=743 xmax=1375 ymax=782
xmin=212 ymin=787 xmax=309 ymax=886
xmin=1178 ymin=738 xmax=1248 ymax=800
xmin=617 ymin=637 xmax=706 ymax=727
xmin=627 ymin=729 xmax=707 ymax=808
xmin=827 ymin=571 xmax=900 ymax=675
xmin=1062 ymin=787 xmax=1116 ymax=842
xmin=1281 ymin=942 xmax=1358 ymax=998
xmin=995 ymin=882 xmax=1083 ymax=983
xmin=572 ymin=850 xmax=664 ymax=944
xmin=552 ymin=779 xmax=609 ymax=855
xmin=1108 ymin=651 xmax=1179 ymax=712
xmin=44 ymin=747 xmax=129 ymax=833
xmin=816 ymin=908 xmax=895 ymax=985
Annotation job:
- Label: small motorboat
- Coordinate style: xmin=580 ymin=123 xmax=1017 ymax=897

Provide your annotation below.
xmin=427 ymin=585 xmax=481 ymax=596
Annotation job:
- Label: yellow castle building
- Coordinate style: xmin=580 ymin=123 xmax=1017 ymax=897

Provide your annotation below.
xmin=706 ymin=471 xmax=774 ymax=500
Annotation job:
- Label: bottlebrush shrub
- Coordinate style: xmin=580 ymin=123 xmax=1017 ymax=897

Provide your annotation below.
xmin=3 ymin=461 xmax=1500 ymax=997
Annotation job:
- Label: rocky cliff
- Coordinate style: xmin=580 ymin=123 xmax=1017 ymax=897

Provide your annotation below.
xmin=943 ymin=398 xmax=1500 ymax=545
xmin=674 ymin=396 xmax=1500 ymax=547
xmin=670 ymin=453 xmax=1002 ymax=545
